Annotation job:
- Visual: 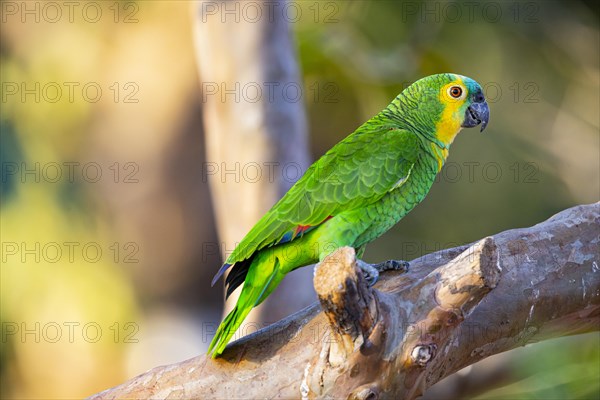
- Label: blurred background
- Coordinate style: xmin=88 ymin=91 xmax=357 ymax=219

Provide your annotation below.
xmin=1 ymin=0 xmax=598 ymax=398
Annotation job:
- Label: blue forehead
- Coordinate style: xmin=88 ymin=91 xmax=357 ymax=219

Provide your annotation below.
xmin=459 ymin=75 xmax=482 ymax=94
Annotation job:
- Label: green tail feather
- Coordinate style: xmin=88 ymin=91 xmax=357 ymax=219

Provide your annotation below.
xmin=208 ymin=264 xmax=279 ymax=358
xmin=208 ymin=305 xmax=249 ymax=357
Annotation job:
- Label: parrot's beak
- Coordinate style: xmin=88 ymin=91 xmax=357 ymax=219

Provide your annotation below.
xmin=462 ymin=101 xmax=490 ymax=132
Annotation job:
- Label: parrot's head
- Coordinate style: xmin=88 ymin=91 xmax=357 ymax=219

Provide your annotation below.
xmin=394 ymin=73 xmax=490 ymax=147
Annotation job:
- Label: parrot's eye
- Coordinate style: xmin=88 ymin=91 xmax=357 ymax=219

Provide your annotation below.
xmin=448 ymin=86 xmax=463 ymax=98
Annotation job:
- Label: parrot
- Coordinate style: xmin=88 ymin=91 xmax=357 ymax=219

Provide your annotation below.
xmin=208 ymin=73 xmax=489 ymax=357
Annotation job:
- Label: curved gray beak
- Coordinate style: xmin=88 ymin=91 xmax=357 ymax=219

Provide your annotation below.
xmin=462 ymin=101 xmax=490 ymax=132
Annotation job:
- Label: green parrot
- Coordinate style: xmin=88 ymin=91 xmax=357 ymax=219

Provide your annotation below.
xmin=209 ymin=73 xmax=489 ymax=357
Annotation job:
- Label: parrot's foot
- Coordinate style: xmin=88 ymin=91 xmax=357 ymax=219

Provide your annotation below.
xmin=374 ymin=259 xmax=410 ymax=273
xmin=356 ymin=259 xmax=380 ymax=286
xmin=356 ymin=259 xmax=410 ymax=287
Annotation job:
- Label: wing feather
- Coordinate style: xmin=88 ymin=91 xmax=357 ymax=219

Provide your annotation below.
xmin=224 ymin=125 xmax=420 ymax=266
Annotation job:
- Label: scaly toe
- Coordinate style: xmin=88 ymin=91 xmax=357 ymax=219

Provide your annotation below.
xmin=377 ymin=260 xmax=410 ymax=273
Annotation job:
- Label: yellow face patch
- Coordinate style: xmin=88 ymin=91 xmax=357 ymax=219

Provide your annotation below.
xmin=435 ymin=77 xmax=468 ymax=146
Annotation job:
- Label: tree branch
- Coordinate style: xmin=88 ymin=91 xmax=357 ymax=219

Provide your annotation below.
xmin=89 ymin=203 xmax=600 ymax=399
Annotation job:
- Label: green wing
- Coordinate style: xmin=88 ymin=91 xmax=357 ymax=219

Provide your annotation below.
xmin=223 ymin=123 xmax=420 ymax=266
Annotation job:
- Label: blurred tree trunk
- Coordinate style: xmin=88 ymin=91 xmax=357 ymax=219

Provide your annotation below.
xmin=193 ymin=0 xmax=314 ymax=327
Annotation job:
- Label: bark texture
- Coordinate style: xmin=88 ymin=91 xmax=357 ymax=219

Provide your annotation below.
xmin=90 ymin=203 xmax=600 ymax=399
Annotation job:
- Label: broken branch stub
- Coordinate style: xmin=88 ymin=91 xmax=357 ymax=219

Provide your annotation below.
xmin=435 ymin=236 xmax=500 ymax=311
xmin=313 ymin=247 xmax=378 ymax=357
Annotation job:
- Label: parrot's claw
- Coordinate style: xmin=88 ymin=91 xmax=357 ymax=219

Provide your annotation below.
xmin=375 ymin=260 xmax=410 ymax=273
xmin=356 ymin=259 xmax=380 ymax=287
xmin=356 ymin=260 xmax=410 ymax=287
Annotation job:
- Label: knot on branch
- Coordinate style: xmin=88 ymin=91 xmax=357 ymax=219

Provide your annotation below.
xmin=349 ymin=384 xmax=380 ymax=400
xmin=410 ymin=344 xmax=436 ymax=367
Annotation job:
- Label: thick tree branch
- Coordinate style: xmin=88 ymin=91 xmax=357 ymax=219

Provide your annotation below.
xmin=90 ymin=203 xmax=600 ymax=399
